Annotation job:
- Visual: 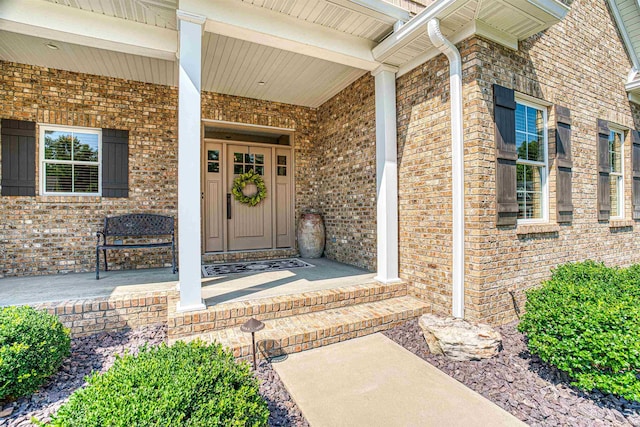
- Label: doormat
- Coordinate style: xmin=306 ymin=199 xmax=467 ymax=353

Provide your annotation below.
xmin=201 ymin=258 xmax=315 ymax=277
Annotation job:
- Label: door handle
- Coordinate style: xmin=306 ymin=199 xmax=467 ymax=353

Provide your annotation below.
xmin=227 ymin=194 xmax=231 ymax=219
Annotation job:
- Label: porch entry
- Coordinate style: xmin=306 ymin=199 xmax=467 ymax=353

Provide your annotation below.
xmin=203 ymin=139 xmax=293 ymax=253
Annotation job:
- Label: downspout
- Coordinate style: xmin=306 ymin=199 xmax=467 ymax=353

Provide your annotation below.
xmin=427 ymin=18 xmax=464 ymax=319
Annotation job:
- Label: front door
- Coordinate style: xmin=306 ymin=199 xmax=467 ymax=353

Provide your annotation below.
xmin=203 ymin=139 xmax=293 ymax=253
xmin=226 ymin=144 xmax=273 ymax=250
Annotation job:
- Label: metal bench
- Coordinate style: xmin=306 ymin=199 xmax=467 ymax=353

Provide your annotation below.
xmin=96 ymin=213 xmax=176 ymax=280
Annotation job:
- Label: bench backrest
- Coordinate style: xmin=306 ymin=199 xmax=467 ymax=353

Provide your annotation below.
xmin=103 ymin=214 xmax=174 ymax=237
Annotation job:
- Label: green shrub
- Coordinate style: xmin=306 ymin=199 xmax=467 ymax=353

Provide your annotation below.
xmin=0 ymin=305 xmax=71 ymax=400
xmin=50 ymin=340 xmax=269 ymax=427
xmin=518 ymin=261 xmax=640 ymax=402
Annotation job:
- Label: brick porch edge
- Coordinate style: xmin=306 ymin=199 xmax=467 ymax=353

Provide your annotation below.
xmin=30 ymin=282 xmax=410 ymax=338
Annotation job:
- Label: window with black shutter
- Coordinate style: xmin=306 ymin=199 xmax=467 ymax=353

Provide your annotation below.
xmin=1 ymin=120 xmax=129 ymax=197
xmin=494 ymin=85 xmax=550 ymax=226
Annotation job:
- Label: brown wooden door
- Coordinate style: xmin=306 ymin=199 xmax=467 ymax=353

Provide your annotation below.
xmin=227 ymin=144 xmax=273 ymax=250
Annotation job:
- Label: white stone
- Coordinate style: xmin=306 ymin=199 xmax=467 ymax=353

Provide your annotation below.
xmin=418 ymin=314 xmax=502 ymax=361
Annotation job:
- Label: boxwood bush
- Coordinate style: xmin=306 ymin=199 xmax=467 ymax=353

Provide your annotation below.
xmin=49 ymin=340 xmax=269 ymax=427
xmin=0 ymin=305 xmax=71 ymax=400
xmin=518 ymin=261 xmax=640 ymax=402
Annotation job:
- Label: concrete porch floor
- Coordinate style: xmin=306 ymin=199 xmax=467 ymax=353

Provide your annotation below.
xmin=0 ymin=257 xmax=375 ymax=306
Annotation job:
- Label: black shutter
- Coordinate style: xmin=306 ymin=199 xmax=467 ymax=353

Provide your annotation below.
xmin=494 ymin=84 xmax=518 ymax=226
xmin=597 ymin=119 xmax=610 ymax=221
xmin=555 ymin=106 xmax=573 ymax=223
xmin=632 ymin=130 xmax=640 ymax=220
xmin=1 ymin=119 xmax=36 ymax=196
xmin=102 ymin=128 xmax=129 ymax=198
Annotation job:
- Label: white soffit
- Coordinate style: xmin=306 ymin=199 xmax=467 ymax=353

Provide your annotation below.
xmin=182 ymin=0 xmax=381 ymax=71
xmin=0 ymin=29 xmax=365 ymax=108
xmin=202 ymin=33 xmax=366 ymax=107
xmin=0 ymin=0 xmax=177 ymax=61
xmin=609 ymin=0 xmax=640 ymax=69
xmin=608 ymin=0 xmax=640 ymax=101
xmin=374 ymin=0 xmax=568 ymax=69
xmin=0 ymin=30 xmax=176 ymax=86
xmin=43 ymin=0 xmax=178 ymax=29
xmin=239 ymin=0 xmax=408 ymax=41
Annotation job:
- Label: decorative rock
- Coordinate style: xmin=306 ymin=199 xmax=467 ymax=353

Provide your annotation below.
xmin=385 ymin=319 xmax=640 ymax=427
xmin=418 ymin=314 xmax=502 ymax=361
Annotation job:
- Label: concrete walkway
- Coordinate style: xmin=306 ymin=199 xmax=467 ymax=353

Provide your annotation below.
xmin=273 ymin=333 xmax=526 ymax=427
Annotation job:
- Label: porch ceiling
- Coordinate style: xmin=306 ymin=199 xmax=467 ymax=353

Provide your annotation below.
xmin=202 ymin=33 xmax=367 ymax=107
xmin=239 ymin=0 xmax=411 ymax=42
xmin=0 ymin=29 xmax=177 ymax=86
xmin=42 ymin=0 xmax=415 ymax=40
xmin=0 ymin=0 xmax=571 ymax=107
xmin=43 ymin=0 xmax=179 ymax=29
xmin=0 ymin=28 xmax=366 ymax=107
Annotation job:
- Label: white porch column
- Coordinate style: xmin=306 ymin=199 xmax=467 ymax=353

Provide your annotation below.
xmin=176 ymin=10 xmax=206 ymax=312
xmin=372 ymin=65 xmax=401 ymax=284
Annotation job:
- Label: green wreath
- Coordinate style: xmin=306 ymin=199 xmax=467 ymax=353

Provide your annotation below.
xmin=232 ymin=169 xmax=267 ymax=206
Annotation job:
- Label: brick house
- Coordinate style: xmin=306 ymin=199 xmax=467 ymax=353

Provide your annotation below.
xmin=1 ymin=0 xmax=639 ymax=324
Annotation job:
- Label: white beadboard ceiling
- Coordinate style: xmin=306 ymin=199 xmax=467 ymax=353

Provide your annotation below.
xmin=240 ymin=0 xmax=396 ymax=42
xmin=43 ymin=0 xmax=419 ymax=38
xmin=0 ymin=29 xmax=366 ymax=107
xmin=202 ymin=33 xmax=366 ymax=107
xmin=44 ymin=0 xmax=178 ymax=29
xmin=0 ymin=30 xmax=177 ymax=85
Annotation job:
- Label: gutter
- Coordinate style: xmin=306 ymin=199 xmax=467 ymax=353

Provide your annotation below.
xmin=372 ymin=0 xmax=459 ymax=62
xmin=427 ymin=18 xmax=465 ymax=319
xmin=374 ymin=0 xmax=569 ymax=72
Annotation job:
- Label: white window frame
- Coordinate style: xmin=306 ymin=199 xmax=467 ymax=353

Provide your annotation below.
xmin=609 ymin=126 xmax=625 ymax=219
xmin=39 ymin=124 xmax=102 ymax=196
xmin=515 ymin=97 xmax=549 ymax=224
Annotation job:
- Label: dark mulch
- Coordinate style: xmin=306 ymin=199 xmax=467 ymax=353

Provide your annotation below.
xmin=0 ymin=324 xmax=307 ymax=427
xmin=383 ymin=318 xmax=640 ymax=427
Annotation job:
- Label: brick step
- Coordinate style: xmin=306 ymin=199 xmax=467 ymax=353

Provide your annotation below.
xmin=169 ymin=296 xmax=428 ymax=361
xmin=167 ymin=281 xmax=408 ymax=339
